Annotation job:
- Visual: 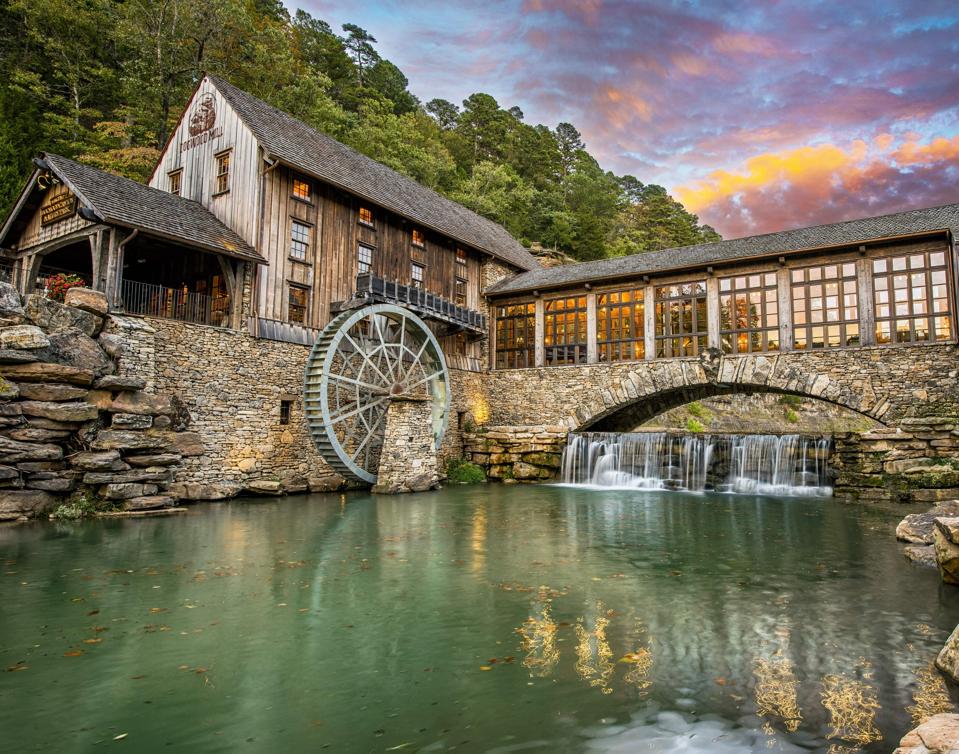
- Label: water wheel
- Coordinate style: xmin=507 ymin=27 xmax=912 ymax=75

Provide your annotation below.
xmin=304 ymin=303 xmax=450 ymax=484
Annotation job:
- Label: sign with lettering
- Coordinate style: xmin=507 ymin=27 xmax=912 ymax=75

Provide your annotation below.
xmin=40 ymin=193 xmax=77 ymax=226
xmin=181 ymin=92 xmax=224 ymax=153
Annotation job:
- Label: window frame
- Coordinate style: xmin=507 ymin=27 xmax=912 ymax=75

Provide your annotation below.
xmin=654 ymin=280 xmax=708 ymax=358
xmin=597 ymin=287 xmax=645 ymax=362
xmin=358 ymin=206 xmax=375 ymax=228
xmin=287 ymin=284 xmax=309 ymax=326
xmin=454 ymin=276 xmax=468 ymax=307
xmin=213 ymin=149 xmax=232 ymax=196
xmin=791 ymin=261 xmax=860 ymax=350
xmin=291 ymin=175 xmax=312 ymax=203
xmin=719 ymin=272 xmax=780 ymax=354
xmin=494 ymin=302 xmax=536 ymax=369
xmin=168 ymin=169 xmax=182 ymax=197
xmin=289 ymin=219 xmax=312 ymax=262
xmin=411 ymin=261 xmax=425 ymax=288
xmin=411 ymin=228 xmax=426 ymax=248
xmin=544 ymin=295 xmax=589 ymax=366
xmin=872 ymin=249 xmax=953 ymax=345
xmin=357 ymin=242 xmax=374 ymax=275
xmin=279 ymin=400 xmax=292 ymax=425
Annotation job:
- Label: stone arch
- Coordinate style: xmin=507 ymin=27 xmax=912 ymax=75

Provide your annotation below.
xmin=567 ymin=352 xmax=892 ymax=432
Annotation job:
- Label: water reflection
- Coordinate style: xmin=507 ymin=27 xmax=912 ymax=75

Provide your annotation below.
xmin=518 ymin=598 xmax=560 ymax=677
xmin=754 ymin=627 xmax=803 ymax=734
xmin=820 ymin=659 xmax=882 ymax=750
xmin=574 ymin=602 xmax=615 ymax=694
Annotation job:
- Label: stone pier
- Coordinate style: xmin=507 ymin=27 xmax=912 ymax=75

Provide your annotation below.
xmin=372 ymin=397 xmax=439 ymax=494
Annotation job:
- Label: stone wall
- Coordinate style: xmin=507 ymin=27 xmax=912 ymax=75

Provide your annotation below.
xmin=463 ymin=425 xmax=568 ymax=482
xmin=373 ymin=398 xmax=439 ymax=494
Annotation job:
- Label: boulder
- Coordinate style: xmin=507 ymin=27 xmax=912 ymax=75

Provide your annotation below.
xmin=91 ymin=430 xmax=168 ymax=451
xmin=24 ymin=294 xmax=102 ymax=336
xmin=98 ymin=483 xmax=160 ymax=500
xmin=37 ymin=329 xmax=114 ymax=378
xmin=513 ymin=462 xmax=544 ymax=480
xmin=894 ymin=712 xmax=959 ymax=753
xmin=937 ymin=626 xmax=959 ymax=683
xmin=26 ymin=475 xmax=75 ymax=493
xmin=245 ymin=479 xmax=283 ymax=495
xmin=0 ymin=282 xmax=24 ymax=325
xmin=0 ymin=377 xmax=17 ymax=400
xmin=15 ymin=382 xmax=88 ymax=402
xmin=0 ymin=466 xmax=18 ymax=480
xmin=0 ymin=489 xmax=56 ymax=520
xmin=125 ymin=453 xmax=181 ymax=467
xmin=111 ymin=412 xmax=152 ymax=429
xmin=0 ymin=349 xmax=37 ymax=363
xmin=0 ymin=437 xmax=62 ymax=462
xmin=68 ymin=450 xmax=127 ymax=471
xmin=18 ymin=400 xmax=98 ymax=423
xmin=109 ymin=391 xmax=171 ymax=417
xmin=167 ymin=481 xmax=241 ymax=500
xmin=26 ymin=416 xmax=79 ymax=430
xmin=93 ymin=374 xmax=145 ymax=391
xmin=407 ymin=471 xmax=436 ymax=493
xmin=898 ymin=502 xmax=959 ymax=544
xmin=308 ymin=476 xmax=345 ymax=493
xmin=122 ymin=495 xmax=176 ymax=511
xmin=0 ymin=325 xmax=49 ymax=350
xmin=95 ymin=334 xmax=127 ymax=360
xmin=167 ymin=431 xmax=203 ymax=456
xmin=934 ymin=517 xmax=959 ymax=584
xmin=0 ymin=361 xmax=94 ymax=386
xmin=86 ymin=389 xmax=113 ymax=410
xmin=63 ymin=287 xmax=108 ymax=316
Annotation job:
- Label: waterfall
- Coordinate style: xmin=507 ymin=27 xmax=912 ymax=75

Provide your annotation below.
xmin=560 ymin=432 xmax=832 ymax=497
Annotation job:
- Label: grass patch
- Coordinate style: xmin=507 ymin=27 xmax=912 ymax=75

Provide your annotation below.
xmin=784 ymin=408 xmax=800 ymax=424
xmin=685 ymin=418 xmax=706 ymax=433
xmin=445 ymin=458 xmax=486 ymax=484
xmin=779 ymin=394 xmax=803 ymax=410
xmin=51 ymin=490 xmax=119 ymax=520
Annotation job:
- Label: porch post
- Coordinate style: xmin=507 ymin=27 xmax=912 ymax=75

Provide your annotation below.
xmin=706 ymin=276 xmax=721 ymax=350
xmin=216 ymin=255 xmax=243 ymax=330
xmin=856 ymin=255 xmax=875 ymax=346
xmin=103 ymin=229 xmax=122 ymax=309
xmin=534 ymin=297 xmax=545 ymax=367
xmin=644 ymin=283 xmax=656 ymax=359
xmin=586 ymin=291 xmax=598 ymax=364
xmin=777 ymin=266 xmax=793 ymax=351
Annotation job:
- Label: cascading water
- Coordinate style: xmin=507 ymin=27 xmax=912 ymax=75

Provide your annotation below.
xmin=560 ymin=432 xmax=833 ymax=496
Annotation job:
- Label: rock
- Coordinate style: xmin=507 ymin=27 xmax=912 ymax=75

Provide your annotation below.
xmin=407 ymin=471 xmax=435 ymax=492
xmin=64 ymin=287 xmax=108 ymax=316
xmin=109 ymin=391 xmax=171 ymax=416
xmin=167 ymin=431 xmax=203 ymax=456
xmin=898 ymin=502 xmax=959 ymax=544
xmin=0 ymin=282 xmax=24 ymax=324
xmin=94 ymin=375 xmax=146 ymax=392
xmin=308 ymin=476 xmax=345 ymax=493
xmin=86 ymin=389 xmax=113 ymax=409
xmin=95 ymin=334 xmax=127 ymax=360
xmin=0 ymin=489 xmax=56 ymax=520
xmin=37 ymin=329 xmax=114 ymax=377
xmin=26 ymin=475 xmax=75 ymax=492
xmin=0 ymin=466 xmax=18 ymax=480
xmin=934 ymin=518 xmax=959 ymax=584
xmin=0 ymin=437 xmax=62 ymax=462
xmin=23 ymin=294 xmax=102 ymax=336
xmin=83 ymin=469 xmax=172 ymax=485
xmin=26 ymin=416 xmax=79 ymax=430
xmin=15 ymin=382 xmax=88 ymax=402
xmin=5 ymin=427 xmax=72 ymax=443
xmin=166 ymin=481 xmax=240 ymax=500
xmin=0 ymin=377 xmax=17 ymax=400
xmin=125 ymin=453 xmax=181 ymax=467
xmin=91 ymin=430 xmax=168 ymax=451
xmin=245 ymin=479 xmax=283 ymax=495
xmin=0 ymin=325 xmax=49 ymax=350
xmin=512 ymin=462 xmax=542 ymax=480
xmin=153 ymin=415 xmax=171 ymax=429
xmin=16 ymin=461 xmax=65 ymax=472
xmin=0 ymin=349 xmax=37 ymax=363
xmin=893 ymin=712 xmax=959 ymax=753
xmin=98 ymin=483 xmax=160 ymax=500
xmin=111 ymin=412 xmax=152 ymax=429
xmin=0 ymin=361 xmax=94 ymax=386
xmin=68 ymin=450 xmax=127 ymax=471
xmin=237 ymin=458 xmax=256 ymax=472
xmin=18 ymin=400 xmax=99 ymax=422
xmin=122 ymin=495 xmax=175 ymax=511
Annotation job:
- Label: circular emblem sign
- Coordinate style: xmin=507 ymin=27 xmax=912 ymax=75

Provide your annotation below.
xmin=189 ymin=93 xmax=217 ymax=136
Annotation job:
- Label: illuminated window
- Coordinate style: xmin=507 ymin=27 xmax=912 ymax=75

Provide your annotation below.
xmin=411 ymin=262 xmax=425 ymax=288
xmin=873 ymin=250 xmax=952 ymax=344
xmin=456 ymin=247 xmax=468 ymax=265
xmin=412 ymin=228 xmax=425 ymax=247
xmin=288 ymin=285 xmax=308 ymax=324
xmin=544 ymin=295 xmax=588 ymax=365
xmin=791 ymin=262 xmax=858 ymax=349
xmin=598 ymin=288 xmax=645 ymax=361
xmin=290 ymin=221 xmax=310 ymax=261
xmin=358 ymin=206 xmax=374 ymax=227
xmin=654 ymin=281 xmax=707 ymax=358
xmin=214 ymin=150 xmax=231 ymax=194
xmin=495 ymin=303 xmax=536 ymax=369
xmin=292 ymin=176 xmax=311 ymax=202
xmin=357 ymin=243 xmax=373 ymax=274
xmin=454 ymin=277 xmax=468 ymax=306
xmin=168 ymin=170 xmax=182 ymax=197
xmin=720 ymin=272 xmax=779 ymax=353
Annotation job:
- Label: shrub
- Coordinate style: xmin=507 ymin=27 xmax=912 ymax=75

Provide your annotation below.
xmin=784 ymin=409 xmax=800 ymax=424
xmin=779 ymin=394 xmax=803 ymax=410
xmin=686 ymin=401 xmax=707 ymax=418
xmin=686 ymin=418 xmax=706 ymax=433
xmin=44 ymin=273 xmax=87 ymax=303
xmin=50 ymin=490 xmax=116 ymax=520
xmin=446 ymin=458 xmax=486 ymax=484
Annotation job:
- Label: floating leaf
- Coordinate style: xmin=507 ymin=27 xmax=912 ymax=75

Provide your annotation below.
xmin=113 ymin=733 xmax=127 ymax=741
xmin=6 ymin=662 xmax=28 ymax=672
xmin=83 ymin=638 xmax=102 ymax=645
xmin=63 ymin=650 xmax=84 ymax=657
xmin=87 ymin=609 xmax=100 ymax=616
xmin=479 ymin=666 xmax=493 ymax=671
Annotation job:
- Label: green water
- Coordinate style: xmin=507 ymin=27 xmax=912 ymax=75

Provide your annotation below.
xmin=1 ymin=486 xmax=957 ymax=752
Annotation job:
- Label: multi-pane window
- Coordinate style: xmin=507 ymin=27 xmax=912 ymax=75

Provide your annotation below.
xmin=411 ymin=262 xmax=425 ymax=288
xmin=454 ymin=277 xmax=468 ymax=306
xmin=456 ymin=247 xmax=468 ymax=266
xmin=495 ymin=303 xmax=536 ymax=369
xmin=720 ymin=272 xmax=780 ymax=353
xmin=288 ymin=286 xmax=308 ymax=324
xmin=654 ymin=281 xmax=707 ymax=358
xmin=597 ymin=289 xmax=645 ymax=361
xmin=214 ymin=151 xmax=231 ymax=194
xmin=168 ymin=170 xmax=182 ymax=197
xmin=791 ymin=262 xmax=859 ymax=349
xmin=544 ymin=295 xmax=588 ymax=365
xmin=873 ymin=250 xmax=952 ymax=344
xmin=292 ymin=176 xmax=311 ymax=202
xmin=411 ymin=228 xmax=425 ymax=247
xmin=359 ymin=206 xmax=374 ymax=227
xmin=290 ymin=221 xmax=310 ymax=261
xmin=357 ymin=243 xmax=373 ymax=274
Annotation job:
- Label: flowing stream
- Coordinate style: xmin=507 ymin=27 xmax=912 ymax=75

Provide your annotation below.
xmin=561 ymin=432 xmax=833 ymax=496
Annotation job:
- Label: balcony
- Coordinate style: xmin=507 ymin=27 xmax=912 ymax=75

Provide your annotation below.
xmin=344 ymin=273 xmax=487 ymax=334
xmin=120 ymin=279 xmax=230 ymax=327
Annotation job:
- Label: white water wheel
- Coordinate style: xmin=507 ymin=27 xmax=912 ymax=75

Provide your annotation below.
xmin=304 ymin=303 xmax=450 ymax=484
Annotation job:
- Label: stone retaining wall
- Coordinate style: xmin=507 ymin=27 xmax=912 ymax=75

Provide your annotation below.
xmin=463 ymin=425 xmax=568 ymax=482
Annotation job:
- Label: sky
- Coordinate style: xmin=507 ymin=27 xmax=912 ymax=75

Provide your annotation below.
xmin=301 ymin=0 xmax=959 ymax=239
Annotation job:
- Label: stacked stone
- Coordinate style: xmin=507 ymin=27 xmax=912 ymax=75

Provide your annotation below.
xmin=463 ymin=425 xmax=568 ymax=482
xmin=371 ymin=397 xmax=439 ymax=494
xmin=0 ymin=284 xmax=198 ymax=520
xmin=833 ymin=419 xmax=959 ymax=502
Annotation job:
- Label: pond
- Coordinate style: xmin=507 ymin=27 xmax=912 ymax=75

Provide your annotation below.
xmin=1 ymin=485 xmax=957 ymax=752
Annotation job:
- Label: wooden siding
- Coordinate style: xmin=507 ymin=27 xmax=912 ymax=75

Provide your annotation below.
xmin=16 ymin=183 xmax=92 ymax=250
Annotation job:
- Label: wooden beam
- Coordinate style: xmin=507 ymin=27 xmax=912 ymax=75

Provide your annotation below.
xmin=706 ymin=277 xmax=721 ymax=350
xmin=644 ymin=283 xmax=656 ymax=359
xmin=856 ymin=257 xmax=875 ymax=346
xmin=534 ymin=298 xmax=545 ymax=368
xmin=586 ymin=292 xmax=598 ymax=364
xmin=777 ymin=267 xmax=793 ymax=351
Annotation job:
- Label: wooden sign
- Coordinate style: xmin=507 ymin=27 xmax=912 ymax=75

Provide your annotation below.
xmin=40 ymin=193 xmax=77 ymax=226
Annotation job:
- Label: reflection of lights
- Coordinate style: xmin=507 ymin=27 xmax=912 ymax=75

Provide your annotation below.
xmin=820 ymin=659 xmax=882 ymax=748
xmin=517 ymin=601 xmax=559 ymax=677
xmin=622 ymin=617 xmax=652 ymax=694
xmin=907 ymin=662 xmax=955 ymax=725
xmin=754 ymin=655 xmax=802 ymax=732
xmin=574 ymin=603 xmax=614 ymax=695
xmin=470 ymin=503 xmax=487 ymax=573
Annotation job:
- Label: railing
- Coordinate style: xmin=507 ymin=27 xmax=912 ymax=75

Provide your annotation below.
xmin=0 ymin=262 xmax=13 ymax=285
xmin=353 ymin=273 xmax=487 ymax=333
xmin=120 ymin=279 xmax=230 ymax=327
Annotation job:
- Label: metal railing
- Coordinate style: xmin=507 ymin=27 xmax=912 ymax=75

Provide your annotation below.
xmin=353 ymin=273 xmax=487 ymax=333
xmin=120 ymin=279 xmax=230 ymax=327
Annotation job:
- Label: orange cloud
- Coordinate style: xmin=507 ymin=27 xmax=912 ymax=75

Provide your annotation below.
xmin=671 ymin=53 xmax=710 ymax=77
xmin=894 ymin=136 xmax=959 ymax=165
xmin=712 ymin=32 xmax=777 ymax=56
xmin=596 ymin=85 xmax=652 ymax=127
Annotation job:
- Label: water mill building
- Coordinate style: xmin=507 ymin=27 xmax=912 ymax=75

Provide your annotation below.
xmin=0 ymin=75 xmax=957 ymax=508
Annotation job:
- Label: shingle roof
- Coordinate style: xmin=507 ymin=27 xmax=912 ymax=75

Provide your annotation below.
xmin=41 ymin=153 xmax=264 ymax=263
xmin=206 ymin=75 xmax=539 ymax=272
xmin=487 ymin=202 xmax=959 ymax=295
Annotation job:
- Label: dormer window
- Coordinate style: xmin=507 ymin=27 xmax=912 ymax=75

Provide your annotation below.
xmin=214 ymin=150 xmax=231 ymax=195
xmin=411 ymin=228 xmax=425 ymax=248
xmin=292 ymin=176 xmax=311 ymax=202
xmin=358 ymin=206 xmax=374 ymax=227
xmin=168 ymin=170 xmax=182 ymax=197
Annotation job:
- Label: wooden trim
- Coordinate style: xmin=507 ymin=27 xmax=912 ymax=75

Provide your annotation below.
xmin=643 ymin=283 xmax=655 ymax=360
xmin=706 ymin=277 xmax=721 ymax=350
xmin=534 ymin=298 xmax=545 ymax=368
xmin=586 ymin=292 xmax=598 ymax=363
xmin=776 ymin=267 xmax=793 ymax=351
xmin=856 ymin=257 xmax=875 ymax=346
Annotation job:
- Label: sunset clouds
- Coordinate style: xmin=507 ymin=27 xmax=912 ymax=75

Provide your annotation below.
xmin=303 ymin=0 xmax=959 ymax=237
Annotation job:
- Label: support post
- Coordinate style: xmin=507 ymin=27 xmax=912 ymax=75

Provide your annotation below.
xmin=103 ymin=229 xmax=121 ymax=309
xmin=217 ymin=255 xmax=241 ymax=330
xmin=644 ymin=283 xmax=656 ymax=359
xmin=586 ymin=292 xmax=598 ymax=364
xmin=856 ymin=256 xmax=875 ymax=346
xmin=777 ymin=267 xmax=793 ymax=351
xmin=706 ymin=276 xmax=721 ymax=350
xmin=534 ymin=297 xmax=545 ymax=368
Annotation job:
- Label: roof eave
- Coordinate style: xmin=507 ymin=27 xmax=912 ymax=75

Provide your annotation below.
xmin=101 ymin=217 xmax=267 ymax=264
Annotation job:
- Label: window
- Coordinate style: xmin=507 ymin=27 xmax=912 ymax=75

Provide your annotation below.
xmin=214 ymin=150 xmax=231 ymax=194
xmin=357 ymin=243 xmax=373 ymax=274
xmin=358 ymin=206 xmax=374 ymax=227
xmin=288 ymin=285 xmax=308 ymax=324
xmin=455 ymin=277 xmax=468 ymax=307
xmin=412 ymin=228 xmax=425 ymax=247
xmin=411 ymin=262 xmax=425 ymax=288
xmin=290 ymin=221 xmax=310 ymax=261
xmin=168 ymin=170 xmax=182 ymax=197
xmin=791 ymin=262 xmax=859 ymax=349
xmin=292 ymin=176 xmax=311 ymax=202
xmin=495 ymin=303 xmax=536 ymax=369
xmin=544 ymin=295 xmax=588 ymax=365
xmin=456 ymin=247 xmax=468 ymax=266
xmin=279 ymin=400 xmax=292 ymax=425
xmin=598 ymin=288 xmax=645 ymax=361
xmin=720 ymin=272 xmax=780 ymax=353
xmin=873 ymin=250 xmax=952 ymax=344
xmin=654 ymin=281 xmax=707 ymax=358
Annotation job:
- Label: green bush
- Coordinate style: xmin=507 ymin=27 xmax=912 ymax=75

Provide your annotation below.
xmin=779 ymin=394 xmax=803 ymax=409
xmin=784 ymin=409 xmax=800 ymax=424
xmin=446 ymin=458 xmax=486 ymax=484
xmin=686 ymin=401 xmax=707 ymax=418
xmin=50 ymin=490 xmax=116 ymax=520
xmin=686 ymin=418 xmax=706 ymax=433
